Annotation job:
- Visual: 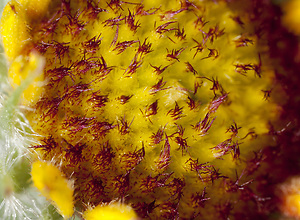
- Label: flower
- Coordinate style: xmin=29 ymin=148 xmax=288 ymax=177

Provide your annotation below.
xmin=0 ymin=0 xmax=289 ymax=219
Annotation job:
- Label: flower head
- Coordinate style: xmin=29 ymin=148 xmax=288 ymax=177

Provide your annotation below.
xmin=0 ymin=0 xmax=286 ymax=219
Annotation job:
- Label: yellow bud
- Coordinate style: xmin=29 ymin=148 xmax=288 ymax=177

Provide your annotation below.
xmin=0 ymin=2 xmax=31 ymax=61
xmin=31 ymin=161 xmax=74 ymax=218
xmin=84 ymin=203 xmax=137 ymax=220
xmin=8 ymin=52 xmax=45 ymax=105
